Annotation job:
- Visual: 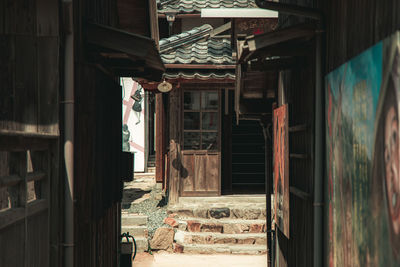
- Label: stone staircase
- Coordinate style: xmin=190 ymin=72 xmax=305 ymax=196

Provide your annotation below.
xmin=167 ymin=195 xmax=267 ymax=254
xmin=121 ymin=212 xmax=149 ymax=252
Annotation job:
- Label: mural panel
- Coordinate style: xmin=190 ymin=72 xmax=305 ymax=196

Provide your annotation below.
xmin=274 ymin=104 xmax=289 ymax=238
xmin=121 ymin=78 xmax=146 ymax=172
xmin=326 ymin=32 xmax=400 ymax=266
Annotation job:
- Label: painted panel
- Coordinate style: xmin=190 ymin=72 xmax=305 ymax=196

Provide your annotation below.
xmin=121 ymin=78 xmax=145 ymax=172
xmin=325 ymin=32 xmax=400 ymax=266
xmin=273 ymin=104 xmax=289 ymax=238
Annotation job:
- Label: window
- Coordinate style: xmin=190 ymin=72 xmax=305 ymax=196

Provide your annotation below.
xmin=183 ymin=91 xmax=219 ymax=150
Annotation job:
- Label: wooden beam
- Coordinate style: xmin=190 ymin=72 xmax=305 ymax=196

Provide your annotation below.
xmin=155 ymin=94 xmax=165 ymax=183
xmin=158 ymin=13 xmax=201 ymax=19
xmin=0 ymin=175 xmax=22 ymax=188
xmin=255 ymin=0 xmax=322 ymax=20
xmin=26 ymin=171 xmax=46 ymax=182
xmin=249 ymin=57 xmax=296 ymax=71
xmin=168 ymin=87 xmax=181 ymax=204
xmin=210 ymin=22 xmax=231 ymax=37
xmin=165 ymin=64 xmax=236 ymax=69
xmin=247 ymin=23 xmax=317 ymax=52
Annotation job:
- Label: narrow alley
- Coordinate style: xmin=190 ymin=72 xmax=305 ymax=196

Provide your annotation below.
xmin=0 ymin=0 xmax=400 ymax=267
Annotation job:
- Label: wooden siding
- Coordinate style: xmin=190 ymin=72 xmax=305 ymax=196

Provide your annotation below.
xmin=275 ymin=51 xmax=315 ymax=267
xmin=117 ymin=0 xmax=150 ymax=36
xmin=74 ymin=65 xmax=123 ymax=267
xmin=0 ymin=0 xmax=61 ymax=266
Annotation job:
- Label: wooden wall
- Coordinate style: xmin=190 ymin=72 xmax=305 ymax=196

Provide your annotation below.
xmin=74 ymin=64 xmax=123 ymax=267
xmin=0 ymin=0 xmax=59 ymax=134
xmin=117 ymin=0 xmax=150 ymax=36
xmin=323 ymin=0 xmax=400 ymax=72
xmin=0 ymin=0 xmax=61 ymax=266
xmin=273 ymin=0 xmax=400 ymax=266
xmin=73 ymin=2 xmax=126 ymax=266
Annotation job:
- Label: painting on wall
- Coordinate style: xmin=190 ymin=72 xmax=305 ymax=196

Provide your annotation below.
xmin=273 ymin=104 xmax=289 ymax=238
xmin=122 ymin=78 xmax=146 ymax=172
xmin=325 ymin=32 xmax=400 ymax=267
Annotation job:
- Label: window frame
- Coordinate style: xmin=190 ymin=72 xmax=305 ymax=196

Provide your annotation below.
xmin=182 ymin=89 xmax=221 ymax=151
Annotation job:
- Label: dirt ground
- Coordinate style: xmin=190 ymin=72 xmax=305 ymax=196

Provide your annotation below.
xmin=132 ymin=252 xmax=267 ymax=267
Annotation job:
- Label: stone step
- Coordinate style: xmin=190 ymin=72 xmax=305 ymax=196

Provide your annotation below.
xmin=174 ymin=230 xmax=266 ymax=246
xmin=121 ymin=226 xmax=148 ymax=238
xmin=178 ymin=195 xmax=266 ymax=205
xmin=168 ymin=205 xmax=266 ymax=220
xmin=174 ymin=243 xmax=267 ymax=255
xmin=121 ymin=214 xmax=147 ymax=226
xmin=176 ymin=218 xmax=266 ymax=234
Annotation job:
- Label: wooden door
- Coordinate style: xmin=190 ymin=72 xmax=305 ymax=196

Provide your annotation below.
xmin=180 ymin=90 xmax=221 ymax=196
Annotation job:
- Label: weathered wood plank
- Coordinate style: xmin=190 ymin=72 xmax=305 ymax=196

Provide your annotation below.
xmin=0 ymin=220 xmax=25 ymax=267
xmin=36 ymin=0 xmax=59 ymax=36
xmin=27 ymin=211 xmax=49 ymax=267
xmin=0 ymin=207 xmax=24 ymax=229
xmin=0 ymin=134 xmax=51 ymax=152
xmin=155 ymin=94 xmax=165 ymax=183
xmin=0 ymin=175 xmax=22 ymax=188
xmin=206 ymin=154 xmax=219 ymax=192
xmin=168 ymin=87 xmax=181 ymax=204
xmin=181 ymin=154 xmax=194 ymax=192
xmin=4 ymin=0 xmax=36 ymax=35
xmin=9 ymin=152 xmax=27 ymax=208
xmin=37 ymin=37 xmax=59 ymax=134
xmin=15 ymin=36 xmax=38 ymax=132
xmin=194 ymin=154 xmax=206 ymax=191
xmin=0 ymin=35 xmax=15 ymax=131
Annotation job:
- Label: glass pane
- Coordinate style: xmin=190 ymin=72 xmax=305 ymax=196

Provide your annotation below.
xmin=202 ymin=92 xmax=218 ymax=110
xmin=184 ymin=132 xmax=200 ymax=150
xmin=184 ymin=112 xmax=200 ymax=130
xmin=202 ymin=112 xmax=218 ymax=130
xmin=202 ymin=132 xmax=218 ymax=150
xmin=184 ymin=92 xmax=200 ymax=110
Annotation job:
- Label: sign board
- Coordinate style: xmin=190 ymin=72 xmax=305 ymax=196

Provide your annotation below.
xmin=273 ymin=104 xmax=289 ymax=238
xmin=326 ymin=32 xmax=400 ymax=266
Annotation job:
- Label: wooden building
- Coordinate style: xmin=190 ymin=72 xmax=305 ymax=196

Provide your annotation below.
xmin=150 ymin=0 xmax=281 ymax=205
xmin=0 ymin=0 xmax=163 ymax=266
xmin=235 ymin=0 xmax=400 ymax=266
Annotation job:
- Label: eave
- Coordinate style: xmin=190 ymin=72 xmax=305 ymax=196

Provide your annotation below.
xmin=85 ymin=22 xmax=165 ymax=81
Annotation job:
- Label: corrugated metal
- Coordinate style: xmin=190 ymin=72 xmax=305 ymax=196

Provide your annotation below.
xmin=158 ymin=0 xmax=257 ymax=13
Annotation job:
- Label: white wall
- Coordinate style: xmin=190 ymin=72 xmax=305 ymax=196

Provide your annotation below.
xmin=121 ymin=78 xmax=146 ymax=172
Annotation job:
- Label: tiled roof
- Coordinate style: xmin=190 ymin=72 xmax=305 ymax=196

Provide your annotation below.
xmin=163 ymin=70 xmax=235 ymax=80
xmin=160 ymin=24 xmax=213 ymax=53
xmin=158 ymin=0 xmax=257 ymax=14
xmin=160 ymin=25 xmax=234 ymax=65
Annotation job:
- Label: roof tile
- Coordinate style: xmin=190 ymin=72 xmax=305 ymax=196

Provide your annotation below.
xmin=158 ymin=0 xmax=257 ymax=13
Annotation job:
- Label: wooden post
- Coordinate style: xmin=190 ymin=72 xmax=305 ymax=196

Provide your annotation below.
xmin=155 ymin=94 xmax=165 ymax=183
xmin=168 ymin=88 xmax=181 ymax=204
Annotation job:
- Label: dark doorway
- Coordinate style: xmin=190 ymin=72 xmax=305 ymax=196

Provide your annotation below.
xmin=221 ymin=90 xmax=266 ymax=194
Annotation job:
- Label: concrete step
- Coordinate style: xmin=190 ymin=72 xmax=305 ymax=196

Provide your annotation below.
xmin=174 ymin=243 xmax=267 ymax=255
xmin=176 ymin=218 xmax=266 ymax=234
xmin=121 ymin=214 xmax=147 ymax=226
xmin=175 ymin=230 xmax=266 ymax=246
xmin=134 ymin=172 xmax=155 ymax=178
xmin=168 ymin=204 xmax=266 ymax=220
xmin=121 ymin=226 xmax=148 ymax=238
xmin=178 ymin=195 xmax=266 ymax=205
xmin=134 ymin=237 xmax=149 ymax=253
